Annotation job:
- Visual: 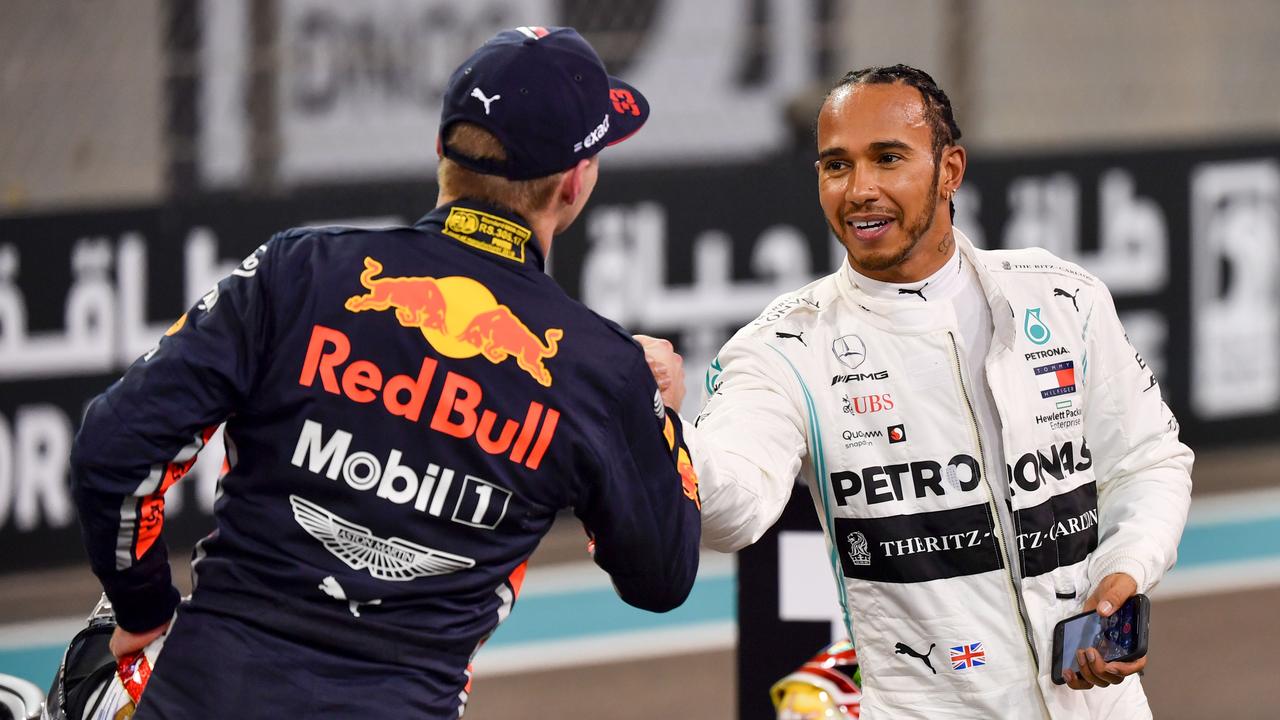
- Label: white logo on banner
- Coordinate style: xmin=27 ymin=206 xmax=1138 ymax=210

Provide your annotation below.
xmin=1004 ymin=169 xmax=1168 ymax=294
xmin=1190 ymin=159 xmax=1280 ymax=418
xmin=0 ymin=406 xmax=73 ymax=532
xmin=272 ymin=0 xmax=553 ymax=181
xmin=580 ymin=203 xmax=844 ymax=412
xmin=203 ymin=0 xmax=826 ymax=183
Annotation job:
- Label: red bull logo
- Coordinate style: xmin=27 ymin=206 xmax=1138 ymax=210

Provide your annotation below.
xmin=345 ymin=258 xmax=448 ymax=332
xmin=457 ymin=307 xmax=562 ymax=387
xmin=298 ymin=325 xmax=560 ymax=470
xmin=346 ymin=257 xmax=562 ymax=387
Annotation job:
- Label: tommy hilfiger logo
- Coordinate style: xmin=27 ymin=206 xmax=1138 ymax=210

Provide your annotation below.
xmin=1033 ymin=360 xmax=1076 ymax=398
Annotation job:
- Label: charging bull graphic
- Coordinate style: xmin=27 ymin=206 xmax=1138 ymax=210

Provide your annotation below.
xmin=346 ymin=257 xmax=562 ymax=386
xmin=345 ymin=258 xmax=448 ymax=332
xmin=457 ymin=308 xmax=562 ymax=387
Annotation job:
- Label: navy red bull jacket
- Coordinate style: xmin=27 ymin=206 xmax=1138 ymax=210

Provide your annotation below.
xmin=70 ymin=199 xmax=702 ymax=690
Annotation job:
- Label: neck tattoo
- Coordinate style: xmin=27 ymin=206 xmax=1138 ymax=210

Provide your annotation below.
xmin=937 ymin=231 xmax=954 ymax=255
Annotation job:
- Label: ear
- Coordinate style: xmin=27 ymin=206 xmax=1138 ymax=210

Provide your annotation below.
xmin=940 ymin=144 xmax=967 ymax=198
xmin=559 ymin=159 xmax=593 ymax=206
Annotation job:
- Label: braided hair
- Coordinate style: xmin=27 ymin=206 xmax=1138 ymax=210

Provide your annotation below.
xmin=828 ymin=65 xmax=962 ymax=217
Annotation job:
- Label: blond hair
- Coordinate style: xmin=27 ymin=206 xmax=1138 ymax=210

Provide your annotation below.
xmin=437 ymin=123 xmax=562 ymax=216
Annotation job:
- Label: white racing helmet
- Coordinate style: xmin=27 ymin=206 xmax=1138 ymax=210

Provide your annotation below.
xmin=0 ymin=673 xmax=44 ymax=720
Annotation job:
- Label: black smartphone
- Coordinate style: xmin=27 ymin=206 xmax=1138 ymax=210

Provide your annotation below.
xmin=1051 ymin=593 xmax=1150 ymax=684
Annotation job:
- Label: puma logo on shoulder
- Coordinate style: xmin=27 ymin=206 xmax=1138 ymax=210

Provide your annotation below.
xmin=1054 ymin=287 xmax=1081 ymax=312
xmin=775 ymin=331 xmax=806 ymax=346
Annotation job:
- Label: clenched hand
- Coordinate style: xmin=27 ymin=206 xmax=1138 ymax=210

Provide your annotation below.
xmin=633 ymin=334 xmax=685 ymax=411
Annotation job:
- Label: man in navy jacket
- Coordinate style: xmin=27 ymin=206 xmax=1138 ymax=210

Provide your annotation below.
xmin=71 ymin=26 xmax=701 ymax=718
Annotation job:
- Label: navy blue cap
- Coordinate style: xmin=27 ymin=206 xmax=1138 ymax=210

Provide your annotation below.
xmin=439 ymin=26 xmax=650 ymax=180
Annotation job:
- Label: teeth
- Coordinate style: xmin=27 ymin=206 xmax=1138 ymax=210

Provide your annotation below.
xmin=854 ymin=220 xmax=889 ymax=230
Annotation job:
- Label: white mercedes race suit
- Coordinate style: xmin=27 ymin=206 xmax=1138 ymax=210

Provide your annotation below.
xmin=687 ymin=232 xmax=1192 ymax=719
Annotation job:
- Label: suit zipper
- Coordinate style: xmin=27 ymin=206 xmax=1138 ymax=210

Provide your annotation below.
xmin=946 ymin=333 xmax=1050 ymax=715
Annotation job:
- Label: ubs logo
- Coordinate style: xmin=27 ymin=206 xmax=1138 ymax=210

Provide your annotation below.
xmin=832 ymin=335 xmax=867 ymax=369
xmin=842 ymin=393 xmax=893 ymax=415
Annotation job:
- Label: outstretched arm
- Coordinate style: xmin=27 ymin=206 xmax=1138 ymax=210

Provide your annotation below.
xmin=573 ymin=350 xmax=702 ymax=612
xmin=639 ymin=331 xmax=808 ymax=552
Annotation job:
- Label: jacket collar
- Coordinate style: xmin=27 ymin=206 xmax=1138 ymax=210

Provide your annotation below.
xmin=834 ymin=229 xmax=1017 ymax=350
xmin=416 ymin=199 xmax=546 ymax=271
xmin=960 ymin=230 xmax=1018 ymax=351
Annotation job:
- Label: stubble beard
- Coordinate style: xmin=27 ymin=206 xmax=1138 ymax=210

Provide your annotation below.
xmin=833 ymin=165 xmax=942 ymax=274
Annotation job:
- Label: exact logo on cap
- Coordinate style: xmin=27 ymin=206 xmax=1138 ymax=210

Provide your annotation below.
xmin=439 ymin=25 xmax=650 ymax=180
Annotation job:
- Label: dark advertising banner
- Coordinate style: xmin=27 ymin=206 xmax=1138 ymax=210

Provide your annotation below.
xmin=0 ymin=142 xmax=1277 ymax=592
xmin=0 ymin=186 xmax=437 ymax=573
xmin=736 ymin=491 xmax=829 ymax=720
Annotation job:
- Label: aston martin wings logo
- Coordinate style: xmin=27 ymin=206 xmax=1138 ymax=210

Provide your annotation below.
xmin=290 ymin=495 xmax=476 ymax=581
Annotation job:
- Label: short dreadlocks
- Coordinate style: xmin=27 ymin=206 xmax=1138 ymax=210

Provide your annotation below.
xmin=828 ymin=64 xmax=962 ymax=164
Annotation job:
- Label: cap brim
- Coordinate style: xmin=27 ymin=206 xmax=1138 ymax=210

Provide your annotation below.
xmin=603 ymin=77 xmax=649 ymax=147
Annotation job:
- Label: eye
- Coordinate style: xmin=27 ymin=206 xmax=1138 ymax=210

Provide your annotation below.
xmin=879 ymin=153 xmax=903 ymax=164
xmin=823 ymin=159 xmax=848 ymax=172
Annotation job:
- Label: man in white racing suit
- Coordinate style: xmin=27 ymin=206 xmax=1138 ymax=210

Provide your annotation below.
xmin=639 ymin=65 xmax=1192 ymax=719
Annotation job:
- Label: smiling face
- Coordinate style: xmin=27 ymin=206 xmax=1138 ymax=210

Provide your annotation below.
xmin=816 ymin=82 xmax=965 ymax=283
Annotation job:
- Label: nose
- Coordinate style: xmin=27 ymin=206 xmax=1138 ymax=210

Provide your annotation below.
xmin=845 ymin=164 xmax=880 ymax=205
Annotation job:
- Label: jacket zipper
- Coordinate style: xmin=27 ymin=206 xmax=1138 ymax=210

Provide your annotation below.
xmin=946 ymin=333 xmax=1050 ymax=716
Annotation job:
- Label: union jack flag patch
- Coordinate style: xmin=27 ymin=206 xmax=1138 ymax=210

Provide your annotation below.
xmin=949 ymin=642 xmax=986 ymax=670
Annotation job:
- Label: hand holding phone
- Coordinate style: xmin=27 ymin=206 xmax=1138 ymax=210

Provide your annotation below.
xmin=1052 ymin=593 xmax=1149 ymax=686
